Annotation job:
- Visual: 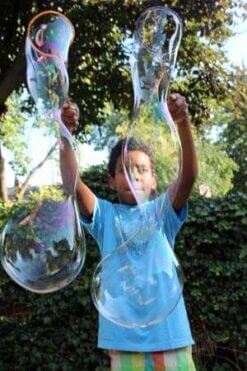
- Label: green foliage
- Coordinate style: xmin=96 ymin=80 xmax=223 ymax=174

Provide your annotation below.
xmin=195 ymin=138 xmax=238 ymax=197
xmin=0 ymin=165 xmax=246 ymax=370
xmin=0 ymin=92 xmax=30 ymax=176
xmin=88 ymin=104 xmax=238 ymax=197
xmin=0 ymin=0 xmax=245 ymax=130
xmin=178 ymin=191 xmax=247 ymax=369
xmin=28 ymin=185 xmax=67 ymax=203
xmin=1 ymin=0 xmax=245 ymax=202
xmin=217 ymin=67 xmax=247 ymax=193
xmin=114 ymin=103 xmax=180 ymax=192
xmin=0 ymin=89 xmax=56 ymax=179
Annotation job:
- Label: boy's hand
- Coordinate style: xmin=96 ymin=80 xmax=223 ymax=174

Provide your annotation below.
xmin=61 ymin=99 xmax=80 ymax=134
xmin=168 ymin=93 xmax=190 ymax=126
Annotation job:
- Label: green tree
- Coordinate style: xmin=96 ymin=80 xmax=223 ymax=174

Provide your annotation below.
xmin=0 ymin=0 xmax=244 ymax=131
xmin=0 ymin=0 xmax=244 ymax=201
xmin=217 ymin=67 xmax=247 ymax=192
xmin=87 ymin=103 xmax=238 ymax=197
xmin=0 ymin=92 xmax=32 ymax=176
xmin=0 ymin=90 xmax=58 ymax=202
xmin=195 ymin=138 xmax=238 ymax=197
xmin=0 ymin=91 xmax=29 ymax=202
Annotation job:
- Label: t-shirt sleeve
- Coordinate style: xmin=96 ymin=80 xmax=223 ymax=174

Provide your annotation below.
xmin=159 ymin=191 xmax=188 ymax=248
xmin=80 ymin=196 xmax=106 ymax=249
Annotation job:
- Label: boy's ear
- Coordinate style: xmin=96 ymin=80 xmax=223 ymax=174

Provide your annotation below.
xmin=108 ymin=174 xmax=116 ymax=191
xmin=152 ymin=173 xmax=157 ymax=191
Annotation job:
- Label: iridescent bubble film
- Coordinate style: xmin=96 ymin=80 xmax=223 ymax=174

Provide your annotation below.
xmin=1 ymin=197 xmax=85 ymax=294
xmin=1 ymin=11 xmax=85 ymax=294
xmin=91 ymin=7 xmax=184 ymax=327
xmin=125 ymin=6 xmax=183 ymax=207
xmin=91 ymin=197 xmax=184 ymax=328
xmin=25 ymin=11 xmax=74 ymax=110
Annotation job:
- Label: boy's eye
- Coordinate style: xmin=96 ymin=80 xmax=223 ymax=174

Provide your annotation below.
xmin=116 ymin=165 xmax=150 ymax=175
xmin=137 ymin=165 xmax=148 ymax=174
xmin=116 ymin=167 xmax=124 ymax=174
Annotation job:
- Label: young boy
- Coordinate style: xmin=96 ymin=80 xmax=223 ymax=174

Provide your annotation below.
xmin=61 ymin=93 xmax=198 ymax=370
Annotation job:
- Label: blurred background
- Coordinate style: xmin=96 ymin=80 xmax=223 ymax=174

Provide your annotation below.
xmin=0 ymin=1 xmax=246 ymax=370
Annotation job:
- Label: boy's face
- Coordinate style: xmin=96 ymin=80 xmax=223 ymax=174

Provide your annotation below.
xmin=108 ymin=150 xmax=157 ymax=205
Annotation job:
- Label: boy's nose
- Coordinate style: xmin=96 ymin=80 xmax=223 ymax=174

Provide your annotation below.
xmin=131 ymin=166 xmax=140 ymax=181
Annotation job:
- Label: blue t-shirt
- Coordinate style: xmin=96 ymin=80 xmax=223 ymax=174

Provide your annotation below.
xmin=81 ymin=192 xmax=194 ymax=351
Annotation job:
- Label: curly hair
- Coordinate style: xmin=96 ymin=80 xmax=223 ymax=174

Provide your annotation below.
xmin=108 ymin=137 xmax=156 ymax=176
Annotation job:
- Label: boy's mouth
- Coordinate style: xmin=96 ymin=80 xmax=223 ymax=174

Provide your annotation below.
xmin=125 ymin=188 xmax=144 ymax=194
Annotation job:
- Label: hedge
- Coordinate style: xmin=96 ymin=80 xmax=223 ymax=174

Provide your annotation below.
xmin=0 ymin=165 xmax=246 ymax=370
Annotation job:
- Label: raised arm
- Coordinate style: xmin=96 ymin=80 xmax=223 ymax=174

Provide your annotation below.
xmin=167 ymin=93 xmax=198 ymax=211
xmin=60 ymin=100 xmax=95 ymax=218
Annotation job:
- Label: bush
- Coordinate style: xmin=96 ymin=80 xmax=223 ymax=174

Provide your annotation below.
xmin=0 ymin=165 xmax=246 ymax=370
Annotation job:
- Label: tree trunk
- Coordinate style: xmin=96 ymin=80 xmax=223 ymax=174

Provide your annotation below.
xmin=0 ymin=51 xmax=25 ymax=115
xmin=17 ymin=142 xmax=57 ymax=201
xmin=0 ymin=142 xmax=9 ymax=203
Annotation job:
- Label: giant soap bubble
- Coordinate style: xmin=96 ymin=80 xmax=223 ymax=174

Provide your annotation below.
xmin=91 ymin=7 xmax=184 ymax=327
xmin=125 ymin=6 xmax=183 ymax=208
xmin=1 ymin=11 xmax=86 ymax=293
xmin=91 ymin=198 xmax=184 ymax=328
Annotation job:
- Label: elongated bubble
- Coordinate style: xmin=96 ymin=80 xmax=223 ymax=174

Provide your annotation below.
xmin=124 ymin=6 xmax=183 ymax=208
xmin=91 ymin=7 xmax=184 ymax=327
xmin=1 ymin=11 xmax=86 ymax=294
xmin=25 ymin=11 xmax=74 ymax=110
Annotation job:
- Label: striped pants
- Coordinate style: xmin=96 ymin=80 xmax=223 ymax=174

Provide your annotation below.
xmin=109 ymin=347 xmax=196 ymax=370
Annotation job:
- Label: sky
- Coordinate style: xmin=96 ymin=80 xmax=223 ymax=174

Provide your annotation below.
xmin=223 ymin=16 xmax=247 ymax=66
xmin=4 ymin=13 xmax=247 ymax=188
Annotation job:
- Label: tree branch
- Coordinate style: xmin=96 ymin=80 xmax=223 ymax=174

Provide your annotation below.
xmin=17 ymin=142 xmax=58 ymax=200
xmin=0 ymin=142 xmax=9 ymax=203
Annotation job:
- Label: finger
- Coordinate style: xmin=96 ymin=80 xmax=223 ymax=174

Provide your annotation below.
xmin=65 ymin=121 xmax=79 ymax=134
xmin=64 ymin=106 xmax=79 ymax=120
xmin=63 ymin=98 xmax=78 ymax=109
xmin=168 ymin=93 xmax=177 ymax=102
xmin=62 ymin=105 xmax=79 ymax=116
xmin=168 ymin=102 xmax=188 ymax=117
xmin=63 ymin=98 xmax=71 ymax=109
xmin=70 ymin=101 xmax=79 ymax=110
xmin=61 ymin=117 xmax=75 ymax=127
xmin=167 ymin=97 xmax=181 ymax=113
xmin=175 ymin=107 xmax=189 ymax=122
xmin=63 ymin=111 xmax=78 ymax=120
xmin=71 ymin=106 xmax=79 ymax=118
xmin=169 ymin=93 xmax=186 ymax=102
xmin=171 ymin=97 xmax=187 ymax=111
xmin=71 ymin=121 xmax=79 ymax=134
xmin=175 ymin=96 xmax=186 ymax=108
